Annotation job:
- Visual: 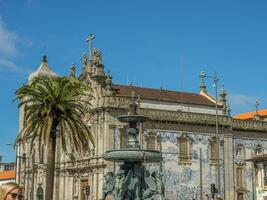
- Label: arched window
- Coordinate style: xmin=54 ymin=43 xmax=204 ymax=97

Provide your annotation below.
xmin=37 ymin=184 xmax=44 ymax=200
xmin=178 ymin=133 xmax=192 ymax=164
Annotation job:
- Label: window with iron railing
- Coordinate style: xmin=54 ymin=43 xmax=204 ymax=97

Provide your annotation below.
xmin=120 ymin=128 xmax=128 ymax=148
xmin=209 ymin=140 xmax=218 ymax=165
xmin=178 ymin=134 xmax=192 ymax=164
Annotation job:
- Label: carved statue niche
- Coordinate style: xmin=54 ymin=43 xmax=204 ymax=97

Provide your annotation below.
xmin=82 ymin=52 xmax=88 ymax=66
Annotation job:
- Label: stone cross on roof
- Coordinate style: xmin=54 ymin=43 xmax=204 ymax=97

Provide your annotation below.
xmin=86 ymin=34 xmax=96 ymax=66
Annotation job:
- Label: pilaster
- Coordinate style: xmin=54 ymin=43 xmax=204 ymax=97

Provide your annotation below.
xmin=224 ymin=133 xmax=235 ymax=200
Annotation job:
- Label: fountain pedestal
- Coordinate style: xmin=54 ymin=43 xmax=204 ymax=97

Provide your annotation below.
xmin=102 ymin=96 xmax=165 ymax=200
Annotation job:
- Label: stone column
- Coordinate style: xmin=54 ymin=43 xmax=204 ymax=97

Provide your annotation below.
xmin=93 ymin=170 xmax=98 ymax=200
xmin=104 ymin=124 xmax=116 ymax=173
xmin=223 ymin=133 xmax=234 ymax=200
xmin=98 ymin=171 xmax=104 ymax=200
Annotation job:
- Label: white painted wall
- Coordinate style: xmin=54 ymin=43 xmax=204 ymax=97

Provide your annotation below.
xmin=0 ymin=178 xmax=15 ymax=185
xmin=140 ymin=100 xmax=223 ymax=115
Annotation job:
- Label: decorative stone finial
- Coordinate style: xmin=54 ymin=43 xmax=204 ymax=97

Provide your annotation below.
xmin=220 ymin=85 xmax=227 ymax=115
xmin=227 ymin=103 xmax=231 ymax=116
xmin=199 ymin=71 xmax=207 ymax=92
xmin=254 ymin=100 xmax=260 ymax=120
xmin=105 ymin=70 xmax=113 ymax=96
xmin=42 ymin=55 xmax=47 ymax=63
xmin=105 ymin=70 xmax=112 ymax=85
xmin=220 ymin=85 xmax=226 ymax=97
xmin=69 ymin=63 xmax=76 ymax=78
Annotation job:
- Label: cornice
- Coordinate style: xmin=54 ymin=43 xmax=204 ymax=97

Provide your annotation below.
xmin=90 ymin=96 xmax=267 ymax=132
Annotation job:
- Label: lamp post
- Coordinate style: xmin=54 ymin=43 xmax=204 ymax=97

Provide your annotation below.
xmin=15 ymin=151 xmax=40 ymax=200
xmin=199 ymin=71 xmax=221 ymax=195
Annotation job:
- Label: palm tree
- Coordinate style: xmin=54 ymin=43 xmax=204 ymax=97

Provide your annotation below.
xmin=15 ymin=76 xmax=95 ymax=200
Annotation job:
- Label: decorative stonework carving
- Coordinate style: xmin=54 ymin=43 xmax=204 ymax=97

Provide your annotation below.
xmin=93 ymin=48 xmax=102 ymax=66
xmin=102 ymin=168 xmax=165 ymax=200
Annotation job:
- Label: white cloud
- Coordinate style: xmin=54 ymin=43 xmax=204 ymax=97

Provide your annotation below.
xmin=0 ymin=59 xmax=31 ymax=74
xmin=0 ymin=17 xmax=30 ymax=74
xmin=25 ymin=0 xmax=41 ymax=9
xmin=228 ymin=93 xmax=267 ymax=115
xmin=0 ymin=17 xmax=18 ymax=57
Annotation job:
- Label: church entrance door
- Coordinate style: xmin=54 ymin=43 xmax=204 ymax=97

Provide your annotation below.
xmin=80 ymin=179 xmax=89 ymax=200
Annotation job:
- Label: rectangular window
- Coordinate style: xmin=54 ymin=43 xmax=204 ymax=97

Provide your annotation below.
xmin=236 ymin=167 xmax=244 ymax=187
xmin=210 ymin=141 xmax=218 ymax=165
xmin=120 ymin=132 xmax=128 ymax=148
xmin=179 ymin=139 xmax=191 ymax=164
xmin=147 ymin=136 xmax=156 ymax=150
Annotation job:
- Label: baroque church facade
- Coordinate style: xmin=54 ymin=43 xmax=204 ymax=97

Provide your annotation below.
xmin=16 ymin=44 xmax=267 ymax=200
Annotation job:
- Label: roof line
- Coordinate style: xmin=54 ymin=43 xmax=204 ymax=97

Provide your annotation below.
xmin=112 ymin=83 xmax=201 ymax=96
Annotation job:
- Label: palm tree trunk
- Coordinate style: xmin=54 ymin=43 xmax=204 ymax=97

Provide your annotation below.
xmin=45 ymin=121 xmax=58 ymax=200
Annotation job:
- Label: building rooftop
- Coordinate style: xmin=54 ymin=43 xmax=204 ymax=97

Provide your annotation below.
xmin=233 ymin=109 xmax=267 ymax=120
xmin=0 ymin=170 xmax=15 ymax=181
xmin=112 ymin=84 xmax=218 ymax=107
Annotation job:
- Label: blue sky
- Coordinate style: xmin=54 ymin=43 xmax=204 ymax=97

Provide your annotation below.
xmin=1 ymin=0 xmax=267 ymax=162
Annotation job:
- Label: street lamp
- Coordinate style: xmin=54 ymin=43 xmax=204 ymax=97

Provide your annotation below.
xmin=199 ymin=71 xmax=221 ymax=195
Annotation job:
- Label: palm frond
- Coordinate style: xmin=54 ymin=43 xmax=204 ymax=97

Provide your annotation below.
xmin=15 ymin=76 xmax=95 ymax=155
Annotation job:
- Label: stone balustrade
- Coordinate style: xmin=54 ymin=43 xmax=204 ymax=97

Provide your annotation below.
xmin=100 ymin=96 xmax=267 ymax=132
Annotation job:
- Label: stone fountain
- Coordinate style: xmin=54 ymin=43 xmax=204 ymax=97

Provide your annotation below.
xmin=102 ymin=95 xmax=165 ymax=200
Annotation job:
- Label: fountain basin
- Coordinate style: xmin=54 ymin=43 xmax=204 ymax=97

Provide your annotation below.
xmin=104 ymin=149 xmax=162 ymax=163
